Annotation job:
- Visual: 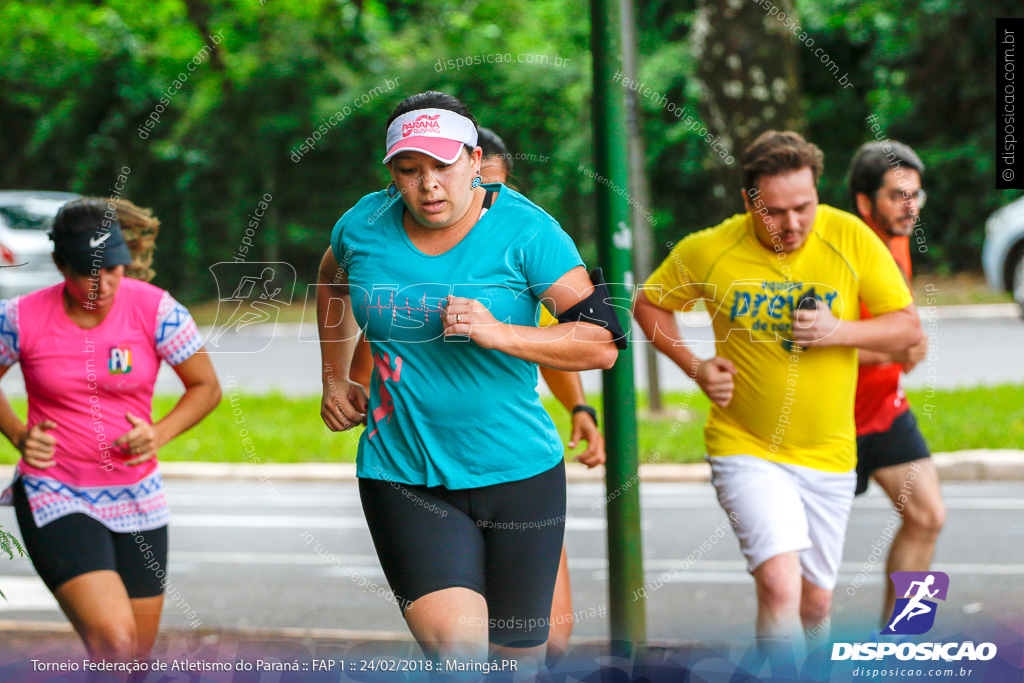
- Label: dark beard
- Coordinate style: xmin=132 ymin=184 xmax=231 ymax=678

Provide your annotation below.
xmin=879 ymin=211 xmax=915 ymax=237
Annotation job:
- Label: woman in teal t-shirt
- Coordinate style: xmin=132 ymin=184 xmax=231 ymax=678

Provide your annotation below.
xmin=315 ymin=91 xmax=617 ymax=669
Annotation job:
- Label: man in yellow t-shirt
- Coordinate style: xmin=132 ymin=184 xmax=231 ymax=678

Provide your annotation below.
xmin=633 ymin=131 xmax=923 ymax=652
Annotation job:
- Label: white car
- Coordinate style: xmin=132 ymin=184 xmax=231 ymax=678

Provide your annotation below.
xmin=0 ymin=191 xmax=80 ymax=298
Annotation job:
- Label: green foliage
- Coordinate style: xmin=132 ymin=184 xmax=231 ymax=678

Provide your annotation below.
xmin=0 ymin=0 xmax=595 ymax=300
xmin=796 ymin=0 xmax=1024 ymax=271
xmin=904 ymin=383 xmax=1024 ymax=452
xmin=0 ymin=526 xmax=24 ymax=560
xmin=0 ymin=524 xmax=25 ymax=600
xmin=635 ymin=0 xmax=1024 ymax=271
xmin=2 ymin=383 xmax=1021 ymax=466
xmin=0 ymin=0 xmax=1017 ymax=302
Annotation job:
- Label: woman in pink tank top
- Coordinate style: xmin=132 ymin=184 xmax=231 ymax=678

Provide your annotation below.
xmin=0 ymin=198 xmax=221 ymax=661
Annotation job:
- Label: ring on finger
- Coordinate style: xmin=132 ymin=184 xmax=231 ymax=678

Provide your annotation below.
xmin=456 ymin=313 xmax=461 ymax=324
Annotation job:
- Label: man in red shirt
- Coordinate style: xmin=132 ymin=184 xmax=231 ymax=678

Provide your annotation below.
xmin=848 ymin=141 xmax=945 ymax=625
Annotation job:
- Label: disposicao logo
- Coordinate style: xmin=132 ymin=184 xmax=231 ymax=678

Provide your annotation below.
xmin=884 ymin=571 xmax=948 ymax=635
xmin=832 ymin=571 xmax=997 ymax=662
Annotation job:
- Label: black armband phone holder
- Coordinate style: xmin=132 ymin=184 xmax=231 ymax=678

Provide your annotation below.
xmin=555 ymin=268 xmax=629 ymax=350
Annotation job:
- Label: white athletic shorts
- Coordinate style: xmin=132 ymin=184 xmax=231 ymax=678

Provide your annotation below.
xmin=708 ymin=454 xmax=856 ymax=590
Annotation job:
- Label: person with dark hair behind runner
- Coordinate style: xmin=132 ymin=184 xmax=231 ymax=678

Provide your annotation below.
xmin=848 ymin=140 xmax=943 ymax=628
xmin=317 ymin=91 xmax=619 ymax=671
xmin=0 ymin=197 xmax=220 ymax=661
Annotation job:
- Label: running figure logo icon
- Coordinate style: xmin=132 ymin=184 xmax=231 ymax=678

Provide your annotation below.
xmin=206 ymin=262 xmax=296 ymax=352
xmin=883 ymin=571 xmax=949 ymax=635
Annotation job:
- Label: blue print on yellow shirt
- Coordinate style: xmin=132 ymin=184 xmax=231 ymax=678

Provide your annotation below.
xmin=727 ymin=280 xmax=840 ymax=351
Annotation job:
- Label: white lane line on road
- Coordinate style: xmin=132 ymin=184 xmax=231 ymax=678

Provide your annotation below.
xmin=167 ymin=496 xmax=363 ymax=507
xmin=164 ymin=497 xmax=1024 ymax=511
xmin=61 ymin=551 xmax=1023 ymax=578
xmin=164 ymin=496 xmax=716 ymax=509
xmin=596 ymin=562 xmax=1024 ymax=584
xmin=634 ymin=498 xmax=1024 ymax=510
xmin=165 ymin=494 xmax=713 ymax=508
xmin=571 ymin=559 xmax=1024 ymax=575
xmin=171 ymin=515 xmax=609 ymax=530
xmin=0 ymin=577 xmax=58 ymax=612
xmin=3 ymin=560 xmax=1019 ymax=609
xmin=172 ymin=515 xmax=370 ymax=529
xmin=176 ymin=552 xmax=381 ymax=565
xmin=930 ymin=563 xmax=1024 ymax=575
xmin=919 ymin=499 xmax=1024 ymax=509
xmin=324 ymin=567 xmax=387 ymax=577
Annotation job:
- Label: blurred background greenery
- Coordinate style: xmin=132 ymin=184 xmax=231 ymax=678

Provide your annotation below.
xmin=1 ymin=0 xmax=1021 ymax=303
xmin=2 ymin=384 xmax=1021 ymax=465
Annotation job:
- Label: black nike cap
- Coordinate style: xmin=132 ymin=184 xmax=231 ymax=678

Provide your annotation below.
xmin=49 ymin=198 xmax=133 ymax=275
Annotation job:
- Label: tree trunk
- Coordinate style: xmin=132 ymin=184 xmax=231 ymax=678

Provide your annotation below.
xmin=692 ymin=0 xmax=804 ymax=213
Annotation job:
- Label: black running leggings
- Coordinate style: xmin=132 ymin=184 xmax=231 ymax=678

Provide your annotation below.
xmin=13 ymin=479 xmax=168 ymax=598
xmin=358 ymin=460 xmax=566 ymax=648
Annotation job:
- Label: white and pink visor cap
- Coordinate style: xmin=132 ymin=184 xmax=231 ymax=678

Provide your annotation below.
xmin=382 ymin=108 xmax=479 ymax=165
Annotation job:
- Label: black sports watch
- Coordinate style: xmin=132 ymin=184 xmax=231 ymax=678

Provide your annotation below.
xmin=572 ymin=404 xmax=598 ymax=427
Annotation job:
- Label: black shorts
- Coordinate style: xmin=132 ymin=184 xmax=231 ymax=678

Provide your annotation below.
xmin=856 ymin=410 xmax=931 ymax=496
xmin=13 ymin=479 xmax=168 ymax=598
xmin=359 ymin=461 xmax=566 ymax=648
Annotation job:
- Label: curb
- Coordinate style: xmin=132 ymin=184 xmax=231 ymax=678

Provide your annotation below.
xmin=0 ymin=620 xmax=614 ymax=647
xmin=2 ymin=451 xmax=1022 ymax=484
xmin=0 ymin=620 xmax=412 ymax=642
xmin=929 ymin=449 xmax=1024 ymax=480
xmin=0 ymin=620 xmax=415 ymax=644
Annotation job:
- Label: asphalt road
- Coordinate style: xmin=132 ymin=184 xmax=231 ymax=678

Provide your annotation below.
xmin=2 ymin=479 xmax=1021 ymax=644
